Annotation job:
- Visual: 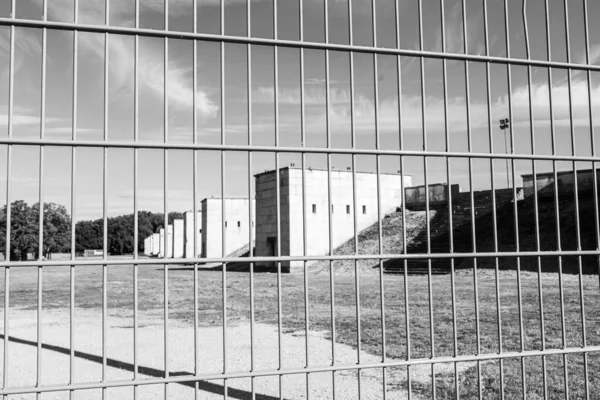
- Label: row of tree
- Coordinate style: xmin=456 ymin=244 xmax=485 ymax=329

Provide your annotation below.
xmin=0 ymin=200 xmax=182 ymax=260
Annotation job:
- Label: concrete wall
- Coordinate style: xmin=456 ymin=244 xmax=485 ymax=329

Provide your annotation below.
xmin=255 ymin=170 xmax=290 ymax=263
xmin=522 ymin=168 xmax=600 ymax=199
xmin=255 ymin=167 xmax=412 ymax=269
xmin=173 ymin=219 xmax=184 ymax=258
xmin=158 ymin=226 xmax=173 ymax=258
xmin=159 ymin=229 xmax=164 ymax=257
xmin=184 ymin=211 xmax=202 ymax=259
xmin=151 ymin=233 xmax=160 ymax=256
xmin=201 ymin=198 xmax=255 ymax=258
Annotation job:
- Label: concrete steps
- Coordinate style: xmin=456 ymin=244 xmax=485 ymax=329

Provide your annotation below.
xmin=384 ymin=194 xmax=513 ymax=275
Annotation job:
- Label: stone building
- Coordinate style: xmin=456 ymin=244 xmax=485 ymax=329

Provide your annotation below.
xmin=522 ymin=168 xmax=600 ymax=199
xmin=254 ymin=167 xmax=412 ymax=269
xmin=201 ymin=198 xmax=256 ymax=258
xmin=158 ymin=225 xmax=173 ymax=258
xmin=184 ymin=210 xmax=202 ymax=259
xmin=173 ymin=219 xmax=184 ymax=258
xmin=151 ymin=233 xmax=160 ymax=256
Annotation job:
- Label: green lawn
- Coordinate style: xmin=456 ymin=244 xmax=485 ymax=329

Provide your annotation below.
xmin=1 ymin=261 xmax=599 ymax=398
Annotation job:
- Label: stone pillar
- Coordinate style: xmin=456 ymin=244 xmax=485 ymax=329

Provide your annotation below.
xmin=151 ymin=233 xmax=160 ymax=256
xmin=184 ymin=211 xmax=202 ymax=259
xmin=173 ymin=219 xmax=184 ymax=258
xmin=167 ymin=225 xmax=173 ymax=258
xmin=159 ymin=229 xmax=165 ymax=258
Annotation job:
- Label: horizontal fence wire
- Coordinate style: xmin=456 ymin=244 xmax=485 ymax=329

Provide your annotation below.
xmin=1 ymin=139 xmax=600 ymax=162
xmin=1 ymin=345 xmax=599 ymax=396
xmin=0 ymin=17 xmax=599 ymax=72
xmin=0 ymin=251 xmax=599 ymax=268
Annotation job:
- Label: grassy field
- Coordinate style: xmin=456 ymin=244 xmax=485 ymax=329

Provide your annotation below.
xmin=1 ymin=261 xmax=599 ymax=399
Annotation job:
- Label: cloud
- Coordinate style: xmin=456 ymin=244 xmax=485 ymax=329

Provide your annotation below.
xmin=254 ymin=74 xmax=600 ymax=138
xmin=432 ymin=1 xmax=485 ymax=56
xmin=141 ymin=56 xmax=219 ymax=117
xmin=29 ymin=0 xmax=219 ymax=119
xmin=0 ymin=107 xmax=63 ymax=127
xmin=0 ymin=26 xmax=43 ymax=89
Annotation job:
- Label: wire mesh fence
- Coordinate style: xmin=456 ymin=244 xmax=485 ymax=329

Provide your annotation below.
xmin=0 ymin=0 xmax=599 ymax=398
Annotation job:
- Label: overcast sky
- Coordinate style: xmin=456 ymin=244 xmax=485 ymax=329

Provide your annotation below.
xmin=0 ymin=0 xmax=599 ymax=220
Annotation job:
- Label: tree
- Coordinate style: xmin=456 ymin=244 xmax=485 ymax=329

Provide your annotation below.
xmin=75 ymin=211 xmax=183 ymax=255
xmin=0 ymin=201 xmax=71 ymax=260
xmin=31 ymin=202 xmax=72 ymax=259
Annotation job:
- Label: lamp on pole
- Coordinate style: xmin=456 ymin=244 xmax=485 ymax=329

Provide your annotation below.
xmin=499 ymin=118 xmax=511 ymax=188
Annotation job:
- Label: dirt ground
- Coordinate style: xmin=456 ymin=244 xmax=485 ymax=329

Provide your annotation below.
xmin=0 ymin=264 xmax=598 ymax=399
xmin=0 ymin=308 xmax=444 ymax=400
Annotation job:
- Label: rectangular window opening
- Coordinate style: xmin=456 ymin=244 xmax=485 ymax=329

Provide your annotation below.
xmin=362 ymin=205 xmax=366 ymax=214
xmin=312 ymin=204 xmax=317 ymax=213
xmin=237 ymin=221 xmax=241 ymax=227
xmin=346 ymin=205 xmax=350 ymax=214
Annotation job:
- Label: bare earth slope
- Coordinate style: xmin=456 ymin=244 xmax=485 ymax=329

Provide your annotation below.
xmin=307 ymin=210 xmax=434 ymax=275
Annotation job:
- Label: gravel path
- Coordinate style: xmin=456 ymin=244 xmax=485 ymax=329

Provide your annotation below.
xmin=0 ymin=307 xmax=455 ymax=399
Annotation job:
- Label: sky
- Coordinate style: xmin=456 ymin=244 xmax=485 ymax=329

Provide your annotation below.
xmin=0 ymin=0 xmax=599 ymax=220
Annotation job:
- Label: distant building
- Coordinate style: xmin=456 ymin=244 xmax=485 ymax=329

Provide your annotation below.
xmin=173 ymin=219 xmax=184 ymax=258
xmin=522 ymin=168 xmax=600 ymax=198
xmin=151 ymin=233 xmax=160 ymax=256
xmin=144 ymin=237 xmax=151 ymax=256
xmin=83 ymin=249 xmax=104 ymax=257
xmin=158 ymin=225 xmax=173 ymax=258
xmin=201 ymin=198 xmax=255 ymax=259
xmin=184 ymin=210 xmax=202 ymax=259
xmin=405 ymin=183 xmax=461 ymax=210
xmin=254 ymin=167 xmax=412 ymax=269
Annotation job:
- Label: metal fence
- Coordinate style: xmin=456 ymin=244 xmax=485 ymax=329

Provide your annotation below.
xmin=0 ymin=0 xmax=599 ymax=398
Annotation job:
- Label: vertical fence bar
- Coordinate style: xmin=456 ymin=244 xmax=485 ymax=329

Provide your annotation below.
xmin=192 ymin=1 xmax=198 ymax=397
xmin=245 ymin=0 xmax=255 ymax=398
xmin=192 ymin=9 xmax=200 ymax=392
xmin=37 ymin=2 xmax=48 ymax=397
xmin=481 ymin=0 xmax=505 ymax=397
xmin=219 ymin=0 xmax=227 ymax=395
xmin=563 ymin=2 xmax=589 ymax=397
xmin=69 ymin=2 xmax=79 ymax=398
xmin=163 ymin=3 xmax=170 ymax=399
xmin=102 ymin=2 xmax=110 ymax=399
xmin=523 ymin=2 xmax=548 ymax=395
xmin=542 ymin=1 xmax=569 ymax=397
xmin=347 ymin=0 xmax=362 ymax=397
xmin=393 ymin=1 xmax=411 ymax=396
xmin=502 ymin=1 xmax=528 ymax=397
xmin=461 ymin=1 xmax=482 ymax=397
xmin=3 ymin=2 xmax=15 ymax=395
xmin=133 ymin=1 xmax=140 ymax=399
xmin=298 ymin=0 xmax=310 ymax=395
xmin=322 ymin=1 xmax=336 ymax=397
xmin=272 ymin=0 xmax=284 ymax=397
xmin=439 ymin=1 xmax=459 ymax=397
xmin=416 ymin=0 xmax=435 ymax=397
xmin=371 ymin=1 xmax=386 ymax=398
xmin=190 ymin=0 xmax=198 ymax=398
